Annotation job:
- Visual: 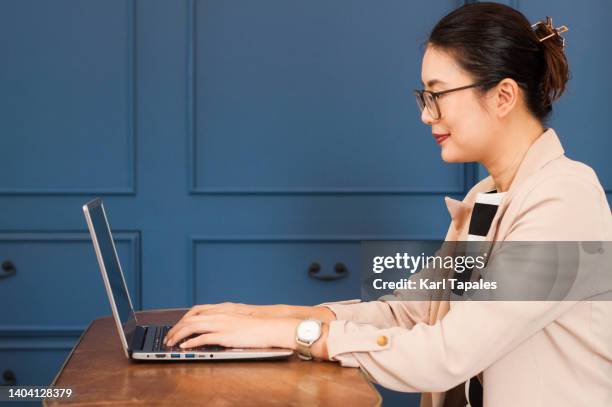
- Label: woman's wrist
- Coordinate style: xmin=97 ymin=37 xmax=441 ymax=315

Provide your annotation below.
xmin=309 ymin=322 xmax=330 ymax=360
xmin=250 ymin=304 xmax=291 ymax=318
xmin=310 ymin=306 xmax=336 ymax=322
xmin=251 ymin=304 xmax=336 ymax=322
xmin=275 ymin=318 xmax=301 ymax=349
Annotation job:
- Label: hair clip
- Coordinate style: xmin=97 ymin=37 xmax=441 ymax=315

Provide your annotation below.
xmin=531 ymin=16 xmax=569 ymax=47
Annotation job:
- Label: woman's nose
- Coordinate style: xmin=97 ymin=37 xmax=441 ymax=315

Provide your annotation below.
xmin=421 ymin=107 xmax=435 ymax=125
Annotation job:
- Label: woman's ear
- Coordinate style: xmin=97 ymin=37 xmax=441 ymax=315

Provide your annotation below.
xmin=494 ymin=78 xmax=520 ymax=118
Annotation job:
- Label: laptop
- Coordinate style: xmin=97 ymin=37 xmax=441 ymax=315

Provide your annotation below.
xmin=82 ymin=198 xmax=293 ymax=361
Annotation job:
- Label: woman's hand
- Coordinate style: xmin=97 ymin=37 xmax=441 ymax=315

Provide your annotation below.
xmin=164 ymin=313 xmax=298 ymax=349
xmin=176 ymin=302 xmax=260 ymax=319
xmin=166 ymin=303 xmax=336 ymax=342
xmin=163 ymin=313 xmax=330 ymax=360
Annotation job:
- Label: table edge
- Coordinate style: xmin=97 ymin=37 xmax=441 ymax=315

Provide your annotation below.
xmin=43 ymin=319 xmax=94 ymax=407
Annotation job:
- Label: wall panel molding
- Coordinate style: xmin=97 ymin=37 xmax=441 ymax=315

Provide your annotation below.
xmin=188 ymin=233 xmax=439 ymax=304
xmin=0 ymin=0 xmax=137 ymax=195
xmin=186 ymin=0 xmax=469 ymax=195
xmin=0 ymin=230 xmax=141 ymax=334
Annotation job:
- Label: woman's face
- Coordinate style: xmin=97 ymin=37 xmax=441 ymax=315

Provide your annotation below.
xmin=420 ymin=45 xmax=498 ymax=163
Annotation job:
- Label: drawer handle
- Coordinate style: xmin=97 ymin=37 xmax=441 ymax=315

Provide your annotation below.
xmin=2 ymin=369 xmax=16 ymax=386
xmin=1 ymin=261 xmax=17 ymax=279
xmin=308 ymin=262 xmax=349 ymax=281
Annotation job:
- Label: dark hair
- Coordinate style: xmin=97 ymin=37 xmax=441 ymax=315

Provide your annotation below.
xmin=427 ymin=2 xmax=569 ymax=122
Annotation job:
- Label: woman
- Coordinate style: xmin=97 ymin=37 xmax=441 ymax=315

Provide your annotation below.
xmin=164 ymin=3 xmax=612 ymax=406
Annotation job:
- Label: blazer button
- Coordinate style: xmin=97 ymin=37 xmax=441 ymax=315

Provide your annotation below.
xmin=376 ymin=335 xmax=388 ymax=346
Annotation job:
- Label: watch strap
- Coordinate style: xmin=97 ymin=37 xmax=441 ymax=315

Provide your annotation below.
xmin=296 ymin=338 xmax=314 ymax=360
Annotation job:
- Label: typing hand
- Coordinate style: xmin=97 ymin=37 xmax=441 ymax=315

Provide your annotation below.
xmin=163 ymin=313 xmax=299 ymax=350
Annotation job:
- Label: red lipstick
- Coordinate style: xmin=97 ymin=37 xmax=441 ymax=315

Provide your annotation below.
xmin=433 ymin=133 xmax=450 ymax=144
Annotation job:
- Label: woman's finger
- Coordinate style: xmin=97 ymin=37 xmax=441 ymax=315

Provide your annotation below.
xmin=174 ymin=304 xmax=227 ymax=327
xmin=165 ymin=319 xmax=202 ymax=344
xmin=165 ymin=313 xmax=195 ymax=340
xmin=163 ymin=302 xmax=234 ymax=345
xmin=169 ymin=314 xmax=227 ymax=339
xmin=184 ymin=304 xmax=214 ymax=319
xmin=166 ymin=321 xmax=216 ymax=346
xmin=166 ymin=306 xmax=216 ymax=341
xmin=180 ymin=333 xmax=224 ymax=349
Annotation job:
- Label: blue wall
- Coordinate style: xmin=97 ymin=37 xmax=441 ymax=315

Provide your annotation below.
xmin=1 ymin=1 xmax=610 ymax=405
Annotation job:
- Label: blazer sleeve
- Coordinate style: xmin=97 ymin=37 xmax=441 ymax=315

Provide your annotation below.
xmin=316 ymin=299 xmax=430 ymax=329
xmin=316 ymin=241 xmax=461 ymax=328
xmin=324 ymin=175 xmax=610 ymax=392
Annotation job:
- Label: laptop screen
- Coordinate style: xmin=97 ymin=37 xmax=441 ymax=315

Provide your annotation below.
xmin=84 ymin=199 xmax=136 ymax=344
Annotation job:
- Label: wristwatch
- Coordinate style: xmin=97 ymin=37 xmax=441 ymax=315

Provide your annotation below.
xmin=295 ymin=318 xmax=323 ymax=360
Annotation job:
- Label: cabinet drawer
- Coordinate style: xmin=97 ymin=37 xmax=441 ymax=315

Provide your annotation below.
xmin=0 ymin=337 xmax=75 ymax=386
xmin=0 ymin=232 xmax=140 ymax=330
xmin=193 ymin=238 xmax=361 ymax=305
xmin=1 ymin=350 xmax=69 ymax=386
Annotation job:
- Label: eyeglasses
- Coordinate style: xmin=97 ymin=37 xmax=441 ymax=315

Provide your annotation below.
xmin=414 ymin=80 xmax=499 ymax=120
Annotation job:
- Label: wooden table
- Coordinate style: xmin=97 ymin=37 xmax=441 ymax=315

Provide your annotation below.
xmin=45 ymin=309 xmax=381 ymax=406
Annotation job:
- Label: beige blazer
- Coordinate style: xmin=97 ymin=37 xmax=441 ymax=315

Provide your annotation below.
xmin=319 ymin=128 xmax=612 ymax=407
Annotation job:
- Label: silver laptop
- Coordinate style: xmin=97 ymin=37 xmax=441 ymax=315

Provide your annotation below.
xmin=82 ymin=198 xmax=293 ymax=361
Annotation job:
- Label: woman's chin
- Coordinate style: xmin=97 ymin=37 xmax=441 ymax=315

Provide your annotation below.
xmin=440 ymin=148 xmax=463 ymax=163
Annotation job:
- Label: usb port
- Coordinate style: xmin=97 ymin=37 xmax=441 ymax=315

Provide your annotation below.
xmin=155 ymin=354 xmax=166 ymax=358
xmin=170 ymin=354 xmax=180 ymax=358
xmin=185 ymin=354 xmax=195 ymax=358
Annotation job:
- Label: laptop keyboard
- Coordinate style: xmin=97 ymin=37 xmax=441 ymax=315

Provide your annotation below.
xmin=153 ymin=325 xmax=226 ymax=352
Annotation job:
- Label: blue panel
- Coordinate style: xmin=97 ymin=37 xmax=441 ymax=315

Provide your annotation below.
xmin=0 ymin=0 xmax=135 ymax=194
xmin=518 ymin=0 xmax=612 ymax=191
xmin=376 ymin=384 xmax=421 ymax=407
xmin=0 ymin=348 xmax=71 ymax=386
xmin=191 ymin=0 xmax=464 ymax=193
xmin=0 ymin=335 xmax=75 ymax=386
xmin=0 ymin=2 xmax=608 ymax=405
xmin=193 ymin=239 xmax=364 ymax=305
xmin=0 ymin=232 xmax=140 ymax=331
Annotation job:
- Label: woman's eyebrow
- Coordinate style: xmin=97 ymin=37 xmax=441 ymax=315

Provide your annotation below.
xmin=422 ymin=79 xmax=446 ymax=88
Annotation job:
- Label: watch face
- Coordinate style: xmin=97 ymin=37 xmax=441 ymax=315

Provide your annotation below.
xmin=297 ymin=320 xmax=321 ymax=342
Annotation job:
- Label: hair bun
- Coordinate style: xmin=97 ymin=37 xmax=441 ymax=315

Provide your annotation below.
xmin=532 ymin=16 xmax=569 ymax=48
xmin=531 ymin=17 xmax=570 ymax=109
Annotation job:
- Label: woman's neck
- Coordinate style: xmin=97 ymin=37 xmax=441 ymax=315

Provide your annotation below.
xmin=482 ymin=119 xmax=545 ymax=192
